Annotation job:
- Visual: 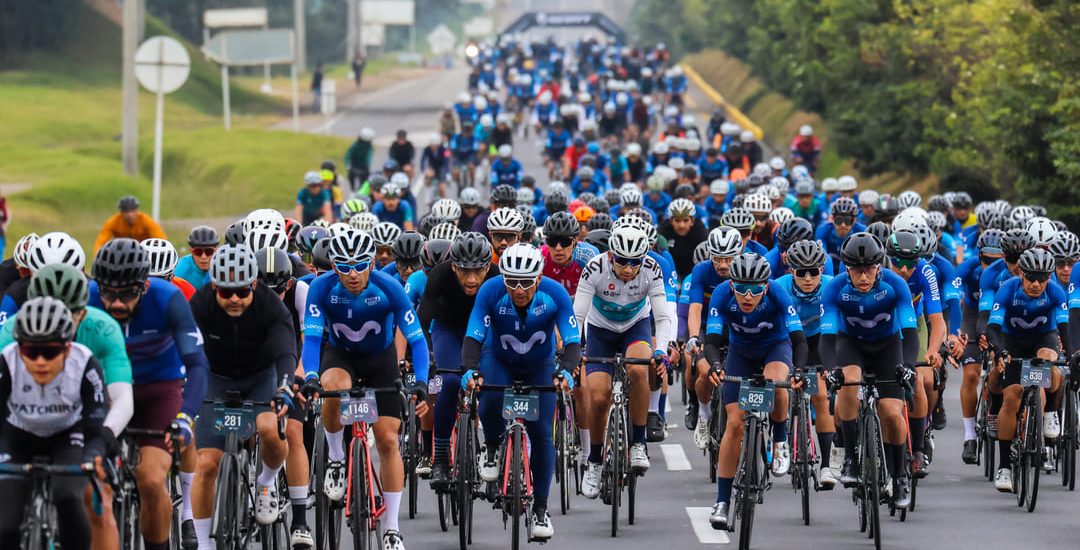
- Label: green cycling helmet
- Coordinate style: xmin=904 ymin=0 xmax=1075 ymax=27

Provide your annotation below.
xmin=28 ymin=264 xmax=89 ymax=311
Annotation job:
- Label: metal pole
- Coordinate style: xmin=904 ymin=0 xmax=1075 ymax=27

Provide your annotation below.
xmin=294 ymin=0 xmax=306 ymax=74
xmin=152 ymin=92 xmax=165 ymax=220
xmin=121 ymin=0 xmax=139 ymax=176
xmin=291 ymin=63 xmax=300 ymax=132
xmin=222 ymin=65 xmax=231 ymax=130
xmin=347 ymin=0 xmax=357 ymax=65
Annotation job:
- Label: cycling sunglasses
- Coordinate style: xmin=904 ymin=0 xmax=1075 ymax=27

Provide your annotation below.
xmin=732 ymin=282 xmax=767 ymax=297
xmin=100 ymin=285 xmax=143 ymax=303
xmin=490 ymin=232 xmax=519 ymax=243
xmin=794 ymin=267 xmax=822 ymax=278
xmin=1023 ymin=271 xmax=1051 ymax=283
xmin=833 ymin=216 xmax=855 ymax=226
xmin=546 ymin=236 xmax=575 ymax=249
xmin=334 ymin=260 xmax=371 ymax=274
xmin=753 ymin=214 xmax=769 ymax=222
xmin=890 ymin=256 xmax=919 ymax=269
xmin=190 ymin=246 xmax=216 ymax=257
xmin=613 ymin=255 xmax=644 ymax=268
xmin=19 ymin=343 xmax=66 ymax=361
xmin=216 ymin=286 xmax=253 ymax=300
xmin=504 ymin=277 xmax=537 ymax=291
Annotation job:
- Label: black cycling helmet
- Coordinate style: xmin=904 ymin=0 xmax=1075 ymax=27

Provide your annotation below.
xmin=673 ymin=184 xmax=696 ymax=200
xmin=586 ymin=212 xmax=613 ymax=231
xmin=1001 ymin=228 xmax=1036 ymax=257
xmin=544 ymin=211 xmax=580 ymax=238
xmin=296 ymin=225 xmax=329 ymax=255
xmin=392 ymin=231 xmax=426 ymax=261
xmin=830 ymin=197 xmax=858 ymax=217
xmin=604 ymin=190 xmax=621 ymax=207
xmin=420 ymin=239 xmax=453 ymax=271
xmin=310 ymin=238 xmax=334 ymax=271
xmin=785 ymin=240 xmax=827 ymax=269
xmin=118 ymin=195 xmax=140 ymax=212
xmin=417 ymin=214 xmax=441 ymax=237
xmin=1018 ymin=248 xmax=1055 ymax=274
xmin=885 ymin=230 xmax=922 ymax=260
xmin=583 ymin=229 xmax=611 ymax=252
xmin=93 ymin=238 xmax=150 ymax=288
xmin=368 ymin=174 xmax=388 ymax=194
xmin=188 ymin=225 xmax=220 ymax=247
xmin=491 ymin=184 xmax=517 ymax=207
xmin=256 ymin=247 xmax=293 ymax=289
xmin=927 ymin=195 xmax=952 ymax=213
xmin=1031 ymin=205 xmax=1048 ymax=217
xmin=1048 ymin=232 xmax=1080 ymax=262
xmin=451 ymin=232 xmax=493 ymax=269
xmin=730 ymin=253 xmax=771 ymax=284
xmin=840 ymin=232 xmax=886 ymax=267
xmin=875 ymin=196 xmax=900 ymax=218
xmin=321 ymin=160 xmax=336 ymax=172
xmin=521 ymin=214 xmax=537 ymax=241
xmin=951 ymin=191 xmax=973 ymax=209
xmin=976 ymin=228 xmax=1004 ymax=255
xmin=544 ymin=191 xmax=569 ymax=213
xmin=577 ymin=192 xmax=597 ymax=205
xmin=866 ymin=221 xmax=893 ymax=246
xmin=776 ymin=218 xmax=814 ymax=249
xmin=587 ymin=197 xmax=610 ymax=213
xmin=224 ymin=221 xmax=246 ymax=246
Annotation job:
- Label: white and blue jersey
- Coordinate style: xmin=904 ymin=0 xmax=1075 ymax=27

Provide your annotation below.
xmin=302 ymin=270 xmax=430 ymax=382
xmin=705 ymin=282 xmax=803 ymax=348
xmin=988 ymin=278 xmax=1069 ymax=336
xmin=821 ymin=269 xmax=919 ymax=342
xmin=774 ymin=274 xmax=834 ymax=337
xmin=404 ymin=270 xmax=427 ymax=311
xmin=465 ymin=276 xmax=580 ymax=367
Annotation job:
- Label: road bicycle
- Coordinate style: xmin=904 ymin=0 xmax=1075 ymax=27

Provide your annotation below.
xmin=790 ymin=366 xmax=822 ymax=526
xmin=0 ymin=461 xmax=104 ymax=550
xmin=1004 ymin=357 xmax=1067 ymax=513
xmin=113 ymin=424 xmax=182 ymax=550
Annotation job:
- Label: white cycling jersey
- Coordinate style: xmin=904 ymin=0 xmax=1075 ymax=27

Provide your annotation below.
xmin=1 ymin=342 xmax=103 ymax=438
xmin=573 ymin=253 xmax=674 ymax=352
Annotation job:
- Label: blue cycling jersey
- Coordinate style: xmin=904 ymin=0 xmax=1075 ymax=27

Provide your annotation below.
xmin=745 ymin=240 xmax=769 ymax=257
xmin=774 ymin=274 xmax=834 ymax=337
xmin=379 ymin=262 xmax=407 ymax=286
xmin=404 ymin=270 xmax=427 ymax=311
xmin=465 ymin=276 xmax=580 ymax=366
xmin=174 ymin=255 xmax=209 ymax=289
xmin=88 ymin=278 xmax=209 ymax=417
xmin=677 ymin=273 xmax=693 ymax=340
xmin=372 ymin=201 xmax=414 ymax=230
xmin=705 ymin=282 xmax=803 ymax=347
xmin=302 ymin=270 xmax=429 ymax=382
xmin=1070 ymin=267 xmax=1080 ymax=311
xmin=821 ymin=269 xmax=919 ymax=341
xmin=978 ymin=259 xmax=1013 ymax=313
xmin=955 ymin=257 xmax=984 ymax=309
xmin=898 ymin=260 xmax=942 ymax=317
xmin=648 ymin=250 xmax=679 ymax=303
xmin=489 ymin=158 xmax=523 ymax=188
xmin=928 ymin=253 xmax=963 ymax=330
xmin=764 ymin=248 xmax=836 ymax=280
xmin=988 ymin=277 xmax=1069 ymax=336
xmin=815 ymin=223 xmax=867 ymax=255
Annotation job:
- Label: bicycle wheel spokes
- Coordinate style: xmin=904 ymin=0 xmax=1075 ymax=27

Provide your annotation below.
xmin=455 ymin=412 xmax=475 ymax=550
xmin=607 ymin=406 xmax=625 ymax=538
xmin=1024 ymin=391 xmax=1043 ymax=513
xmin=510 ymin=427 xmax=524 ymax=550
xmin=863 ymin=414 xmax=882 ymax=550
xmin=350 ymin=437 xmax=373 ymax=550
xmin=737 ymin=417 xmax=760 ymax=550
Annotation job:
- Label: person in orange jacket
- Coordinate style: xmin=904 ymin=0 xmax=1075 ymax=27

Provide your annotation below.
xmin=93 ymin=195 xmax=167 ymax=253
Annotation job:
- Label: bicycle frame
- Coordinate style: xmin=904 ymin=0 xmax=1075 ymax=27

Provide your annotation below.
xmin=0 ymin=462 xmax=100 ymax=549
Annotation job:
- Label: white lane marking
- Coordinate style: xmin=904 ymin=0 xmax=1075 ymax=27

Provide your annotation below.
xmin=313 ymin=113 xmax=344 ymax=134
xmin=661 ymin=443 xmax=692 ymax=471
xmin=685 ymin=507 xmax=731 ymax=544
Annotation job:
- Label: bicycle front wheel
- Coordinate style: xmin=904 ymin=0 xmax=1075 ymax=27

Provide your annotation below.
xmin=796 ymin=398 xmax=812 ymax=525
xmin=1064 ymin=388 xmax=1077 ymax=491
xmin=456 ymin=411 xmax=476 ymax=550
xmin=314 ymin=422 xmax=343 ymax=550
xmin=607 ymin=406 xmax=625 ymax=537
xmin=351 ymin=437 xmax=374 ymax=550
xmin=1023 ymin=390 xmax=1043 ymax=513
xmin=405 ymin=405 xmax=419 ymax=519
xmin=737 ymin=416 xmax=760 ymax=550
xmin=115 ymin=483 xmax=140 ymax=550
xmin=213 ymin=455 xmax=240 ymax=550
xmin=863 ymin=414 xmax=883 ymax=550
xmin=510 ymin=427 xmax=524 ymax=550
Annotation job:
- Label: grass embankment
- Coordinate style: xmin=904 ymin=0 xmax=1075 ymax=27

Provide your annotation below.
xmin=684 ymin=49 xmax=937 ymax=196
xmin=0 ymin=2 xmax=350 ymax=251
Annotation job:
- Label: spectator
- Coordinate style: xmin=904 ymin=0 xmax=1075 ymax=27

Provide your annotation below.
xmin=0 ymin=187 xmax=9 ymax=258
xmin=310 ymin=63 xmax=324 ymax=113
xmin=740 ymin=130 xmax=764 ymax=168
xmin=352 ymin=51 xmax=365 ymax=87
xmin=93 ymin=195 xmax=167 ymax=254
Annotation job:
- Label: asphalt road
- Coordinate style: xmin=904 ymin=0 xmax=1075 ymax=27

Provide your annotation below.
xmin=301 ymin=63 xmax=1080 ymax=548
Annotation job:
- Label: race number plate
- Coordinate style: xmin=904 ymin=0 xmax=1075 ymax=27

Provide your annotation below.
xmin=738 ymin=382 xmax=775 ymax=413
xmin=212 ymin=406 xmax=255 ymax=439
xmin=1020 ymin=363 xmax=1053 ymax=389
xmin=404 ymin=372 xmax=416 ymax=387
xmin=428 ymin=375 xmax=444 ymax=395
xmin=502 ymin=390 xmax=540 ymax=421
xmin=340 ymin=393 xmax=379 ymax=424
xmin=805 ymin=368 xmax=819 ymax=395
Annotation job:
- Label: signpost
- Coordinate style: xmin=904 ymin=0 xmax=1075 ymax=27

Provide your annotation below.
xmin=426 ymin=24 xmax=456 ymax=55
xmin=202 ymin=29 xmax=300 ymax=132
xmin=134 ymin=36 xmax=191 ymax=221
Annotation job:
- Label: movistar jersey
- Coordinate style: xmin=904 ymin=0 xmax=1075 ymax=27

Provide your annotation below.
xmin=764 ymin=247 xmax=836 ymax=280
xmin=928 ymin=253 xmax=963 ymax=330
xmin=821 ymin=269 xmax=919 ymax=342
xmin=404 ymin=270 xmax=427 ymax=311
xmin=815 ymin=223 xmax=867 ymax=255
xmin=705 ymin=281 xmax=803 ymax=347
xmin=774 ymin=274 xmax=833 ymax=337
xmin=955 ymin=256 xmax=984 ymax=308
xmin=465 ymin=276 xmax=580 ymax=365
xmin=988 ymin=278 xmax=1068 ymax=336
xmin=978 ymin=259 xmax=1013 ymax=313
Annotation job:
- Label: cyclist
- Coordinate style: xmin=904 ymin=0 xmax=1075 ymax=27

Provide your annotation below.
xmin=0 ymin=297 xmax=109 ymax=550
xmin=175 ymin=226 xmax=219 ymax=290
xmin=450 ymin=120 xmax=480 ymax=186
xmin=142 ymin=238 xmax=196 ymax=300
xmin=300 ymin=229 xmax=429 ymax=550
xmin=381 ymin=231 xmax=425 ymax=285
xmin=188 ymin=244 xmax=299 ymax=545
xmin=1 ymin=231 xmax=86 ymax=322
xmin=767 ymin=218 xmax=837 ymax=278
xmin=490 ymin=144 xmax=524 ymax=188
xmin=487 ymin=207 xmax=525 ymax=258
xmin=89 ymin=238 xmax=210 ymax=550
xmin=721 ymin=208 xmax=769 ymax=256
xmin=295 ymin=171 xmax=333 ymax=225
xmin=344 ymin=127 xmax=376 ymax=192
xmin=372 ymin=182 xmax=416 ymax=232
xmin=816 ymin=197 xmax=865 ymax=259
xmin=471 ymin=184 xmax=517 ymax=237
xmin=418 ymin=233 xmax=498 ymax=489
xmin=575 ymin=223 xmax=674 ymax=495
xmin=458 ymin=188 xmax=484 ymax=231
xmin=93 ymin=195 xmax=168 ymax=254
xmin=660 ymin=198 xmax=709 ymax=277
xmin=704 ymin=253 xmax=806 ymax=528
xmin=986 ymin=248 xmax=1070 ymax=492
xmin=0 ymin=233 xmax=36 ymax=297
xmin=460 ymin=243 xmax=580 ymax=540
xmin=820 ymin=232 xmax=919 ymax=508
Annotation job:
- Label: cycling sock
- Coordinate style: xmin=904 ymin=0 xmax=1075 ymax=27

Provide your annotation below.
xmin=649 ymin=389 xmax=661 ymax=413
xmin=772 ymin=420 xmax=788 ymax=443
xmin=422 ymin=429 xmax=433 ymax=456
xmin=658 ymin=393 xmax=668 ymax=421
xmin=289 ymin=486 xmax=308 ymax=528
xmin=998 ymin=440 xmax=1011 ymax=468
xmin=579 ymin=429 xmax=590 ymax=455
xmin=699 ymin=399 xmax=712 ymax=421
xmin=180 ymin=471 xmax=194 ymax=521
xmin=963 ymin=417 xmax=977 ymax=440
xmin=194 ymin=517 xmax=212 ymax=549
xmin=687 ymin=388 xmax=698 ymax=406
xmin=433 ymin=436 xmax=450 ymax=465
xmin=884 ymin=443 xmax=904 ymax=478
xmin=834 ymin=428 xmax=845 ymax=448
xmin=841 ymin=420 xmax=858 ymax=460
xmin=533 ymin=495 xmax=547 ymax=512
xmin=817 ymin=431 xmax=833 ymax=463
xmin=325 ymin=428 xmax=345 ymax=462
xmin=990 ymin=393 xmax=1003 ymax=416
xmin=257 ymin=461 xmax=282 ymax=488
xmin=909 ymin=417 xmax=926 ymax=453
xmin=716 ymin=477 xmax=734 ymax=504
xmin=1044 ymin=389 xmax=1059 ymax=412
xmin=632 ymin=424 xmax=646 ymax=445
xmin=383 ymin=491 xmax=401 ymax=532
xmin=145 ymin=542 xmax=168 ymax=550
xmin=589 ymin=444 xmax=604 ymax=464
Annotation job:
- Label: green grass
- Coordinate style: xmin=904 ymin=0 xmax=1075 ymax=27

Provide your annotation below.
xmin=0 ymin=2 xmax=350 ymax=252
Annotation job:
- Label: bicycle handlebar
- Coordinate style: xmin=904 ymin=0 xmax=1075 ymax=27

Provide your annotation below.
xmin=317 ymin=384 xmax=406 ymax=398
xmin=582 ymin=355 xmax=653 ymax=366
xmin=0 ymin=462 xmax=96 ymax=475
xmin=718 ymin=373 xmax=794 ymax=390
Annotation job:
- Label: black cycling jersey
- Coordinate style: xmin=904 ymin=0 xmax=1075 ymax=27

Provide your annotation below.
xmin=289 ymin=254 xmax=312 ymax=279
xmin=0 ymin=259 xmax=21 ymax=296
xmin=417 ymin=260 xmax=498 ymax=335
xmin=190 ymin=283 xmax=297 ymax=383
xmin=2 ymin=277 xmax=29 ymax=314
xmin=660 ymin=218 xmax=709 ymax=277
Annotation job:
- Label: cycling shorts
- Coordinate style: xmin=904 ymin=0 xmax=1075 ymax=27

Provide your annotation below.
xmin=721 ymin=342 xmax=792 ymax=406
xmin=584 ymin=318 xmax=653 ymax=376
xmin=999 ymin=332 xmax=1061 ymax=387
xmin=195 ymin=368 xmax=275 ymax=451
xmin=320 ymin=344 xmax=403 ymax=419
xmin=130 ymin=379 xmax=183 ymax=451
xmin=836 ymin=334 xmax=905 ymax=401
xmin=960 ymin=307 xmax=981 ymax=366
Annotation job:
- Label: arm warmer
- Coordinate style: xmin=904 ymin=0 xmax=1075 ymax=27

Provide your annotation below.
xmin=104 ymin=382 xmax=134 ymax=437
xmin=790 ymin=330 xmax=808 ymax=370
xmin=462 ymin=337 xmax=482 ymax=373
xmin=81 ymin=359 xmax=109 ymax=461
xmin=703 ymin=332 xmax=727 ymax=369
xmin=901 ymin=327 xmax=920 ymax=366
xmin=559 ymin=342 xmax=582 ymax=374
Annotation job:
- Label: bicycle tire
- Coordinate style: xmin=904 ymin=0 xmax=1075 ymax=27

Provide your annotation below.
xmin=510 ymin=426 xmax=524 ymax=550
xmin=556 ymin=409 xmax=572 ymax=515
xmin=608 ymin=406 xmax=624 ymax=538
xmin=405 ymin=405 xmax=419 ymax=520
xmin=314 ymin=423 xmax=343 ymax=550
xmin=864 ymin=414 xmax=882 ymax=550
xmin=116 ymin=482 xmax=140 ymax=550
xmin=351 ymin=435 xmax=373 ymax=550
xmin=170 ymin=471 xmax=184 ymax=550
xmin=1024 ymin=390 xmax=1042 ymax=513
xmin=23 ymin=497 xmax=44 ymax=550
xmin=213 ymin=454 xmax=239 ymax=550
xmin=455 ymin=410 xmax=475 ymax=550
xmin=1066 ymin=388 xmax=1077 ymax=491
xmin=737 ymin=416 xmax=759 ymax=550
xmin=797 ymin=398 xmax=811 ymax=525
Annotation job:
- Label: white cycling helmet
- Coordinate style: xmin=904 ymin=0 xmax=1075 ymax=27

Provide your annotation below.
xmin=328 ymin=228 xmax=376 ymax=264
xmin=897 ymin=190 xmax=922 ymax=209
xmin=141 ymin=238 xmax=178 ymax=278
xmin=836 ymin=175 xmax=858 ymax=191
xmin=799 ymin=124 xmax=813 ymax=136
xmin=609 ymin=224 xmax=651 ymax=259
xmin=858 ymin=189 xmax=880 ymax=206
xmin=647 ymin=174 xmax=666 ymax=192
xmin=753 ymin=163 xmax=772 ymax=179
xmin=1010 ymin=205 xmax=1035 ymax=224
xmin=246 ymin=227 xmax=289 ymax=252
xmin=390 ymin=172 xmax=410 ymax=187
xmin=769 ymin=207 xmax=795 ymax=225
xmin=653 ymin=142 xmax=669 ymax=155
xmin=821 ymin=177 xmax=839 ymax=193
xmin=516 ymin=188 xmax=534 ymax=206
xmin=708 ymin=227 xmax=743 ymax=258
xmin=348 ymin=212 xmax=379 ymax=233
xmin=769 ymin=156 xmax=786 ymax=171
xmin=28 ymin=232 xmax=85 ymax=273
xmin=328 ymin=222 xmax=352 ymax=236
xmin=209 ymin=244 xmax=258 ymax=289
xmin=498 ymin=144 xmax=513 ymax=158
xmin=667 ymin=198 xmax=696 ymax=218
xmin=626 ymin=143 xmax=642 ymax=156
xmin=487 ymin=207 xmax=525 ymax=232
xmin=431 ymin=199 xmax=462 ymax=222
xmin=743 ymin=193 xmax=773 ymax=215
xmin=620 ymin=188 xmax=643 ymax=207
xmin=499 ymin=243 xmax=544 ymax=278
xmin=761 ymin=185 xmax=781 ymax=201
xmin=371 ymin=222 xmax=403 ymax=247
xmin=892 ymin=210 xmax=929 ymax=233
xmin=1026 ymin=216 xmax=1058 ymax=246
xmin=668 ymin=157 xmax=686 ymax=171
xmin=429 ymin=222 xmax=462 ymax=241
xmin=709 ymin=179 xmax=731 ymax=195
xmin=769 ymin=177 xmax=790 ymax=195
xmin=740 ymin=130 xmax=755 ymax=143
xmin=244 ymin=208 xmax=286 ymax=235
xmin=459 ymin=187 xmax=482 ymax=207
xmin=13 ymin=233 xmax=39 ymax=270
xmin=359 ymin=127 xmax=375 ymax=141
xmin=547 ymin=181 xmax=569 ymax=197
